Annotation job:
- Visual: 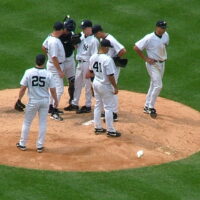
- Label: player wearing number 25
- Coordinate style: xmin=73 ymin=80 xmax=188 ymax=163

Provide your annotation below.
xmin=16 ymin=54 xmax=58 ymax=153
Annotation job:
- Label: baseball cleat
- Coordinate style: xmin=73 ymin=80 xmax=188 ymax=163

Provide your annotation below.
xmin=50 ymin=112 xmax=63 ymax=121
xmin=64 ymin=104 xmax=79 ymax=111
xmin=107 ymin=131 xmax=121 ymax=137
xmin=95 ymin=128 xmax=107 ymax=134
xmin=55 ymin=108 xmax=64 ymax=115
xmin=16 ymin=142 xmax=26 ymax=151
xmin=76 ymin=106 xmax=91 ymax=114
xmin=143 ymin=106 xmax=149 ymax=114
xmin=148 ymin=108 xmax=157 ymax=118
xmin=37 ymin=147 xmax=44 ymax=153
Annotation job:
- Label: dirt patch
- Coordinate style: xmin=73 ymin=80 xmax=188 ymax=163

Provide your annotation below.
xmin=0 ymin=88 xmax=199 ymax=171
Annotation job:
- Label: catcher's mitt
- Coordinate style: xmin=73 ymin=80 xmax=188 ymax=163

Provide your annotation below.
xmin=15 ymin=99 xmax=25 ymax=112
xmin=71 ymin=33 xmax=81 ymax=45
xmin=113 ymin=57 xmax=128 ymax=68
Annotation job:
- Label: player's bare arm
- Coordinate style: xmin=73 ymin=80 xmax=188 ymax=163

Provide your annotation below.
xmin=18 ymin=85 xmax=27 ymax=100
xmin=133 ymin=45 xmax=155 ymax=64
xmin=52 ymin=56 xmax=65 ymax=78
xmin=108 ymin=74 xmax=118 ymax=95
xmin=117 ymin=48 xmax=127 ymax=57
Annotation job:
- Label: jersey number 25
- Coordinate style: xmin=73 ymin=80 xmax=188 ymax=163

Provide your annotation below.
xmin=32 ymin=76 xmax=46 ymax=87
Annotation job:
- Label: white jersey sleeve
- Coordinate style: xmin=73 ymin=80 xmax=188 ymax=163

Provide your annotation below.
xmin=106 ymin=34 xmax=124 ymax=57
xmin=20 ymin=70 xmax=29 ymax=87
xmin=135 ymin=34 xmax=150 ymax=51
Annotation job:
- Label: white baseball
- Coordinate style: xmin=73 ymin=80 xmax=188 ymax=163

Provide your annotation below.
xmin=136 ymin=150 xmax=144 ymax=158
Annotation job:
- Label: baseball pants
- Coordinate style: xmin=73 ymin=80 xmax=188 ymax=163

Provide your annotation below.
xmin=145 ymin=62 xmax=165 ymax=108
xmin=93 ymin=80 xmax=116 ymax=132
xmin=72 ymin=61 xmax=92 ymax=107
xmin=19 ymin=99 xmax=49 ymax=148
xmin=47 ymin=61 xmax=64 ymax=105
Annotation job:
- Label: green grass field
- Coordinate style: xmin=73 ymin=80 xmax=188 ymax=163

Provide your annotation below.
xmin=0 ymin=0 xmax=200 ymax=199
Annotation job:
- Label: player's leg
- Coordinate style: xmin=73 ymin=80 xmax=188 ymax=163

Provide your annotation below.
xmin=93 ymin=81 xmax=104 ymax=132
xmin=76 ymin=62 xmax=92 ymax=113
xmin=102 ymin=85 xmax=116 ymax=133
xmin=37 ymin=99 xmax=49 ymax=150
xmin=144 ymin=62 xmax=154 ymax=111
xmin=71 ymin=62 xmax=83 ymax=106
xmin=148 ymin=63 xmax=163 ymax=109
xmin=18 ymin=102 xmax=38 ymax=147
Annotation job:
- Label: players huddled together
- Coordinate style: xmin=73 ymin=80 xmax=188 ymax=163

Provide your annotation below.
xmin=15 ymin=16 xmax=168 ymax=152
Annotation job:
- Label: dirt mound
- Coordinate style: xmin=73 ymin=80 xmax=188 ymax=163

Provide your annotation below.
xmin=0 ymin=88 xmax=199 ymax=171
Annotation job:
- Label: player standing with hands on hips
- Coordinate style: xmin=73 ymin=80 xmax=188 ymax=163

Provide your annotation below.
xmin=42 ymin=21 xmax=65 ymax=120
xmin=16 ymin=54 xmax=58 ymax=153
xmin=88 ymin=39 xmax=121 ymax=137
xmin=134 ymin=20 xmax=169 ymax=118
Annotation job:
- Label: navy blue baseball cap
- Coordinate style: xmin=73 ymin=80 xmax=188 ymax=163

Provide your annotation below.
xmin=156 ymin=20 xmax=167 ymax=28
xmin=53 ymin=21 xmax=64 ymax=31
xmin=36 ymin=54 xmax=46 ymax=66
xmin=92 ymin=24 xmax=103 ymax=34
xmin=100 ymin=39 xmax=113 ymax=48
xmin=80 ymin=20 xmax=92 ymax=29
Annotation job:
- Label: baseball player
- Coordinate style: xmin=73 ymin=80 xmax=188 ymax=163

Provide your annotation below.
xmin=42 ymin=21 xmax=65 ymax=120
xmin=134 ymin=20 xmax=169 ymax=117
xmin=88 ymin=39 xmax=121 ymax=137
xmin=16 ymin=54 xmax=58 ymax=153
xmin=92 ymin=25 xmax=126 ymax=121
xmin=60 ymin=17 xmax=76 ymax=106
xmin=65 ymin=20 xmax=99 ymax=113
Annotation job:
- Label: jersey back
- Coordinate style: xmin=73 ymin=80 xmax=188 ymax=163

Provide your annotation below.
xmin=20 ymin=67 xmax=55 ymax=100
xmin=89 ymin=54 xmax=115 ymax=85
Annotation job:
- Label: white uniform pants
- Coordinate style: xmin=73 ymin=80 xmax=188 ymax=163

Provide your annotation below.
xmin=47 ymin=61 xmax=64 ymax=105
xmin=93 ymin=80 xmax=116 ymax=132
xmin=19 ymin=99 xmax=49 ymax=148
xmin=72 ymin=61 xmax=92 ymax=107
xmin=145 ymin=62 xmax=165 ymax=108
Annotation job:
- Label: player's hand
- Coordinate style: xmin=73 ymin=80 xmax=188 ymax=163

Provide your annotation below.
xmin=146 ymin=57 xmax=156 ymax=65
xmin=113 ymin=88 xmax=118 ymax=95
xmin=58 ymin=71 xmax=65 ymax=78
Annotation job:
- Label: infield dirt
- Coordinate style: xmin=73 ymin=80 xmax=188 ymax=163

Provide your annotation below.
xmin=0 ymin=88 xmax=199 ymax=171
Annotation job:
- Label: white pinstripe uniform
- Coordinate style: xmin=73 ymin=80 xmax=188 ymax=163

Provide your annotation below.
xmin=19 ymin=67 xmax=55 ymax=148
xmin=105 ymin=34 xmax=125 ymax=113
xmin=42 ymin=35 xmax=65 ymax=105
xmin=135 ymin=32 xmax=169 ymax=109
xmin=72 ymin=33 xmax=99 ymax=107
xmin=89 ymin=53 xmax=116 ymax=132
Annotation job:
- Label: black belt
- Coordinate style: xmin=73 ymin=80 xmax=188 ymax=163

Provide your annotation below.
xmin=154 ymin=60 xmax=166 ymax=63
xmin=77 ymin=60 xmax=87 ymax=62
xmin=49 ymin=61 xmax=63 ymax=64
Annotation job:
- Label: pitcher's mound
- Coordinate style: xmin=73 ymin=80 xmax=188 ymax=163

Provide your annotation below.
xmin=0 ymin=88 xmax=200 ymax=171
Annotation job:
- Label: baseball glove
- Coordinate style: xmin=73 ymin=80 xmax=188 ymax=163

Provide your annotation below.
xmin=113 ymin=57 xmax=128 ymax=68
xmin=14 ymin=99 xmax=25 ymax=112
xmin=71 ymin=33 xmax=81 ymax=45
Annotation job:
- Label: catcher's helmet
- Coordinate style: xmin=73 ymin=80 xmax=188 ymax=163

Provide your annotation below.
xmin=64 ymin=18 xmax=76 ymax=32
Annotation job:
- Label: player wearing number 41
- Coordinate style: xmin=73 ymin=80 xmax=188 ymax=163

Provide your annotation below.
xmin=134 ymin=20 xmax=169 ymax=118
xmin=87 ymin=39 xmax=121 ymax=137
xmin=16 ymin=54 xmax=58 ymax=153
